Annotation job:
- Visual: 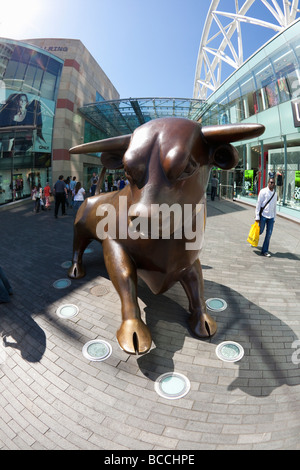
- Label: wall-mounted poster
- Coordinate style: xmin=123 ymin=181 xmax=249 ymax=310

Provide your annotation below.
xmin=295 ymin=171 xmax=300 ymax=200
xmin=0 ymin=90 xmax=55 ymax=156
xmin=244 ymin=169 xmax=254 ymax=191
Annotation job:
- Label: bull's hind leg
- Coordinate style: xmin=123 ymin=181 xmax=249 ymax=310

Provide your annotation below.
xmin=68 ymin=227 xmax=91 ymax=279
xmin=180 ymin=258 xmax=217 ymax=338
xmin=102 ymin=239 xmax=152 ymax=354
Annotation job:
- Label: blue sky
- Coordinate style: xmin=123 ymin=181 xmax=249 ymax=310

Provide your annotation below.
xmin=0 ymin=0 xmax=291 ymax=99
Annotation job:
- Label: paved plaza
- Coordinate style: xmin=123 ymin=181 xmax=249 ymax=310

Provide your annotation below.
xmin=0 ymin=196 xmax=300 ymax=450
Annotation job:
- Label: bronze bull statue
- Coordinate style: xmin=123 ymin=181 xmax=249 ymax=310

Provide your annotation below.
xmin=68 ymin=117 xmax=264 ymax=354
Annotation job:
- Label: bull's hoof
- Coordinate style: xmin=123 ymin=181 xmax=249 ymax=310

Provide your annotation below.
xmin=189 ymin=311 xmax=217 ymax=339
xmin=117 ymin=319 xmax=152 ymax=355
xmin=68 ymin=262 xmax=85 ymax=279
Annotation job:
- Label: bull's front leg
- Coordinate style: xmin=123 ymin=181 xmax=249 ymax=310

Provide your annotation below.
xmin=180 ymin=258 xmax=217 ymax=338
xmin=102 ymin=239 xmax=152 ymax=355
xmin=68 ymin=226 xmax=90 ymax=279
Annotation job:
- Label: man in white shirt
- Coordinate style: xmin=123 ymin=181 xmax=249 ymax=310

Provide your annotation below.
xmin=255 ymin=177 xmax=277 ymax=257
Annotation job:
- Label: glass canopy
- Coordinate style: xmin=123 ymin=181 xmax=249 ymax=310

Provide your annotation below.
xmin=79 ymin=97 xmax=207 ymax=137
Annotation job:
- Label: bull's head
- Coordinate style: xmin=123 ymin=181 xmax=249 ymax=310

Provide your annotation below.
xmin=70 ymin=118 xmax=264 ymax=177
xmin=70 ymin=117 xmax=264 ymax=209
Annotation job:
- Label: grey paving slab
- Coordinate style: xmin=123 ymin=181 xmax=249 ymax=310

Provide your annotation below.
xmin=0 ymin=197 xmax=300 ymax=450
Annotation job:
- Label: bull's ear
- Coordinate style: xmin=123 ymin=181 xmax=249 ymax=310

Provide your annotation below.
xmin=202 ymin=123 xmax=265 ymax=144
xmin=210 ymin=143 xmax=239 ymax=170
xmin=101 ymin=150 xmax=124 ymax=169
xmin=69 ymin=134 xmax=132 ymax=154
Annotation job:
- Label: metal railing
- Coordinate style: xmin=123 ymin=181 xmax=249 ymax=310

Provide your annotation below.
xmin=207 ymin=184 xmax=250 ymax=201
xmin=219 ymin=184 xmax=234 ymax=200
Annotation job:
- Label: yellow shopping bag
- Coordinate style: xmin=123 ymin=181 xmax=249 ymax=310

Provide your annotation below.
xmin=247 ymin=221 xmax=260 ymax=247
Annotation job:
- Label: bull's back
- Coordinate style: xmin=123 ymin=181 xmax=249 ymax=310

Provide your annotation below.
xmin=74 ymin=188 xmax=130 ymax=239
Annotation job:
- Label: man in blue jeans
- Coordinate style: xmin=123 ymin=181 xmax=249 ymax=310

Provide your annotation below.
xmin=255 ymin=177 xmax=277 ymax=257
xmin=53 ymin=175 xmax=67 ymax=218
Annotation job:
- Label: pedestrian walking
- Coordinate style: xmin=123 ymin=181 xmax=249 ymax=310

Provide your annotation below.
xmin=31 ymin=185 xmax=38 ymax=212
xmin=89 ymin=172 xmax=98 ymax=190
xmin=69 ymin=176 xmax=77 ymax=207
xmin=255 ymin=177 xmax=277 ymax=257
xmin=38 ymin=184 xmax=45 ymax=211
xmin=90 ymin=179 xmax=97 ymax=196
xmin=73 ymin=181 xmax=85 ymax=216
xmin=53 ymin=175 xmax=67 ymax=218
xmin=119 ymin=177 xmax=125 ymax=190
xmin=32 ymin=184 xmax=41 ymax=213
xmin=64 ymin=177 xmax=70 ymax=208
xmin=211 ymin=173 xmax=218 ymax=201
xmin=44 ymin=182 xmax=52 ymax=210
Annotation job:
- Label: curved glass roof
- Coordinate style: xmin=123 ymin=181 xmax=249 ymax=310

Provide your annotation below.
xmin=79 ymin=97 xmax=207 ymax=137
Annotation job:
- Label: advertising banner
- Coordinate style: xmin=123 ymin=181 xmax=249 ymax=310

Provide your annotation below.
xmin=295 ymin=171 xmax=300 ymax=200
xmin=0 ymin=89 xmax=55 ymax=155
xmin=291 ymin=100 xmax=300 ymax=128
xmin=244 ymin=169 xmax=254 ymax=191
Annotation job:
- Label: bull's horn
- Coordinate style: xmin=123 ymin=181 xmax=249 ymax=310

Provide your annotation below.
xmin=69 ymin=134 xmax=132 ymax=154
xmin=202 ymin=123 xmax=265 ymax=144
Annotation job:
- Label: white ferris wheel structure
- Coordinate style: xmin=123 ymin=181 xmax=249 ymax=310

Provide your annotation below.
xmin=193 ymin=0 xmax=300 ymax=99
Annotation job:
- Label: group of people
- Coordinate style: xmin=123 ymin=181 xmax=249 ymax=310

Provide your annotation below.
xmin=53 ymin=175 xmax=85 ymax=218
xmin=31 ymin=182 xmax=52 ymax=213
xmin=31 ymin=175 xmax=86 ymax=218
xmin=31 ymin=169 xmax=277 ymax=256
xmin=102 ymin=175 xmax=129 ymax=193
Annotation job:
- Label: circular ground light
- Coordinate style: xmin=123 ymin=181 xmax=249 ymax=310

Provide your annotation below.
xmin=61 ymin=261 xmax=72 ymax=269
xmin=90 ymin=285 xmax=109 ymax=296
xmin=56 ymin=304 xmax=79 ymax=319
xmin=206 ymin=298 xmax=227 ymax=312
xmin=53 ymin=278 xmax=71 ymax=289
xmin=154 ymin=372 xmax=190 ymax=400
xmin=82 ymin=340 xmax=112 ymax=362
xmin=216 ymin=341 xmax=244 ymax=363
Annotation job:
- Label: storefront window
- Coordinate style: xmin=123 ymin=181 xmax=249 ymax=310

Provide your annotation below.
xmin=287 ymin=67 xmax=300 ymax=99
xmin=269 ymin=146 xmax=300 ymax=210
xmin=204 ymin=21 xmax=300 ymax=220
xmin=227 ymin=86 xmax=243 ymax=123
xmin=0 ymin=150 xmax=50 ymax=205
xmin=218 ymin=95 xmax=229 ymax=124
xmin=0 ymin=39 xmax=63 ymax=205
xmin=240 ymin=75 xmax=256 ymax=117
xmin=272 ymin=47 xmax=295 ymax=103
xmin=205 ymin=103 xmax=219 ymax=125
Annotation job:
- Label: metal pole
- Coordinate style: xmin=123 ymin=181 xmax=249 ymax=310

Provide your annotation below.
xmin=283 ymin=135 xmax=287 ymax=205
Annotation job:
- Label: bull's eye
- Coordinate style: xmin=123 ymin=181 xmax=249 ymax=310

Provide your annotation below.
xmin=178 ymin=158 xmax=198 ymax=180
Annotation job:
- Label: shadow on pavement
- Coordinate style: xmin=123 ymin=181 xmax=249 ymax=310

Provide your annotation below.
xmin=137 ymin=279 xmax=300 ymax=398
xmin=206 ymin=198 xmax=248 ymax=218
xmin=1 ymin=200 xmax=299 ymax=399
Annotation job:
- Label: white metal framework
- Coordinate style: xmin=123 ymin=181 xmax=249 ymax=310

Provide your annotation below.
xmin=193 ymin=0 xmax=300 ymax=99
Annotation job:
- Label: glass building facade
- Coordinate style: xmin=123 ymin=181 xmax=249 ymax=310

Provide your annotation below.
xmin=202 ymin=19 xmax=300 ymax=220
xmin=0 ymin=38 xmax=63 ymax=205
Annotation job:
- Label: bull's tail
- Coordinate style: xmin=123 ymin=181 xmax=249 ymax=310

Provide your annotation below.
xmin=95 ymin=167 xmax=107 ymax=195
